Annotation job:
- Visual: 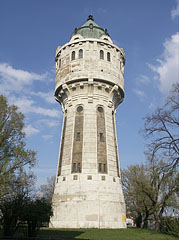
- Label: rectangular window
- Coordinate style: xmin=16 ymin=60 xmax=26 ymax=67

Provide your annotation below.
xmin=98 ymin=163 xmax=102 ymax=172
xmin=103 ymin=164 xmax=106 ymax=173
xmin=77 ymin=163 xmax=81 ymax=173
xmin=73 ymin=175 xmax=78 ymax=180
xmin=76 ymin=132 xmax=80 ymax=141
xmin=87 ymin=175 xmax=92 ymax=180
xmin=100 ymin=133 xmax=104 ymax=142
xmin=73 ymin=163 xmax=76 ymax=172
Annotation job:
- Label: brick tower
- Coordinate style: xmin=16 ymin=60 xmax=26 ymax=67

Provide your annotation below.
xmin=50 ymin=15 xmax=126 ymax=228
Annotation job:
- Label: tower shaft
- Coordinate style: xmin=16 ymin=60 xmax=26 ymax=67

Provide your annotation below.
xmin=50 ymin=16 xmax=126 ymax=228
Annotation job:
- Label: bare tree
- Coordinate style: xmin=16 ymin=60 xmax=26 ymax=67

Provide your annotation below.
xmin=39 ymin=176 xmax=56 ymax=203
xmin=143 ymin=83 xmax=179 ymax=169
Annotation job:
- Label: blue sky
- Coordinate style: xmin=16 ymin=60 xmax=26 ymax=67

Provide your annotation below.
xmin=0 ymin=0 xmax=178 ymax=186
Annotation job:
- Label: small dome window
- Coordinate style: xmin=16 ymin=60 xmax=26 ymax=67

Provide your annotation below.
xmin=89 ymin=23 xmax=93 ymax=29
xmin=74 ymin=37 xmax=79 ymax=40
xmin=100 ymin=50 xmax=104 ymax=60
xmin=79 ymin=49 xmax=83 ymax=59
xmin=71 ymin=51 xmax=75 ymax=60
xmin=107 ymin=52 xmax=111 ymax=62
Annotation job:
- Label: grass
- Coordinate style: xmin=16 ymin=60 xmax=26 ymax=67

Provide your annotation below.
xmin=38 ymin=228 xmax=176 ymax=240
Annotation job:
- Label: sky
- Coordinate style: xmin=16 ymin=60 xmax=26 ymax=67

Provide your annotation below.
xmin=0 ymin=0 xmax=178 ymax=187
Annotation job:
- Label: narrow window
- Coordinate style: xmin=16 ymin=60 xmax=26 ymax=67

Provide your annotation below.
xmin=77 ymin=163 xmax=81 ymax=173
xmin=76 ymin=132 xmax=80 ymax=141
xmin=73 ymin=163 xmax=76 ymax=172
xmin=79 ymin=49 xmax=83 ymax=59
xmin=72 ymin=51 xmax=75 ymax=60
xmin=100 ymin=50 xmax=104 ymax=60
xmin=98 ymin=163 xmax=102 ymax=172
xmin=100 ymin=133 xmax=104 ymax=142
xmin=59 ymin=59 xmax=61 ymax=68
xmin=103 ymin=164 xmax=106 ymax=173
xmin=107 ymin=52 xmax=110 ymax=62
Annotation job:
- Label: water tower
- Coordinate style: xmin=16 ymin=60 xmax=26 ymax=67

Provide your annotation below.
xmin=50 ymin=15 xmax=126 ymax=228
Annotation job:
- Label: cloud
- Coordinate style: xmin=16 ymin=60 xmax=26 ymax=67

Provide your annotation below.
xmin=133 ymin=88 xmax=145 ymax=100
xmin=171 ymin=0 xmax=179 ymax=19
xmin=136 ymin=75 xmax=150 ymax=85
xmin=24 ymin=124 xmax=40 ymax=137
xmin=148 ymin=32 xmax=179 ymax=94
xmin=31 ymin=91 xmax=55 ymax=104
xmin=38 ymin=119 xmax=59 ymax=127
xmin=42 ymin=135 xmax=53 ymax=140
xmin=0 ymin=63 xmax=47 ymax=94
xmin=9 ymin=96 xmax=59 ymax=118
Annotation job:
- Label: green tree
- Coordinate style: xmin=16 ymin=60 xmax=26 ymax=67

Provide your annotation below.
xmin=122 ymin=158 xmax=179 ymax=231
xmin=21 ymin=198 xmax=53 ymax=237
xmin=122 ymin=164 xmax=153 ymax=228
xmin=0 ymin=95 xmax=36 ymax=197
xmin=0 ymin=171 xmax=35 ymax=236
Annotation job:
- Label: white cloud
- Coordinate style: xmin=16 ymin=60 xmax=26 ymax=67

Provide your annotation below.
xmin=171 ymin=0 xmax=179 ymax=19
xmin=133 ymin=88 xmax=145 ymax=100
xmin=149 ymin=32 xmax=179 ymax=94
xmin=24 ymin=124 xmax=39 ymax=137
xmin=136 ymin=74 xmax=150 ymax=85
xmin=38 ymin=119 xmax=59 ymax=127
xmin=31 ymin=91 xmax=55 ymax=104
xmin=0 ymin=63 xmax=47 ymax=94
xmin=9 ymin=96 xmax=59 ymax=118
xmin=42 ymin=135 xmax=53 ymax=140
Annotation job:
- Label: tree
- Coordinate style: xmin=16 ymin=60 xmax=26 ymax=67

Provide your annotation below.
xmin=122 ymin=157 xmax=179 ymax=231
xmin=122 ymin=164 xmax=154 ymax=228
xmin=39 ymin=176 xmax=56 ymax=203
xmin=143 ymin=83 xmax=179 ymax=169
xmin=21 ymin=198 xmax=53 ymax=237
xmin=0 ymin=95 xmax=36 ymax=197
xmin=0 ymin=171 xmax=35 ymax=236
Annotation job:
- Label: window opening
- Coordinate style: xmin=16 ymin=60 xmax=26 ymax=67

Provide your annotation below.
xmin=77 ymin=163 xmax=81 ymax=173
xmin=97 ymin=106 xmax=103 ymax=112
xmin=72 ymin=51 xmax=75 ymax=60
xmin=77 ymin=106 xmax=83 ymax=113
xmin=100 ymin=50 xmax=104 ymax=60
xmin=76 ymin=132 xmax=80 ymax=141
xmin=100 ymin=133 xmax=104 ymax=142
xmin=107 ymin=52 xmax=111 ymax=61
xmin=79 ymin=49 xmax=83 ymax=59
xmin=73 ymin=163 xmax=76 ymax=172
xmin=103 ymin=164 xmax=106 ymax=173
xmin=98 ymin=163 xmax=102 ymax=172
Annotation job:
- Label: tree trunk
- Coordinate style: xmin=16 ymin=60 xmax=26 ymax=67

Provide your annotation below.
xmin=135 ymin=213 xmax=142 ymax=228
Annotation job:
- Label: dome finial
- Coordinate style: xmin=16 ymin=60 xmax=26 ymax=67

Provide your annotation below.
xmin=87 ymin=15 xmax=94 ymax=21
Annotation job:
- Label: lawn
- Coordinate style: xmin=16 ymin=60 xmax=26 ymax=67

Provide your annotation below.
xmin=38 ymin=228 xmax=176 ymax=240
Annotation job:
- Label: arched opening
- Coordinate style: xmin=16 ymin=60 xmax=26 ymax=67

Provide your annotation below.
xmin=71 ymin=51 xmax=75 ymax=60
xmin=100 ymin=50 xmax=104 ymax=60
xmin=79 ymin=49 xmax=83 ymax=59
xmin=107 ymin=52 xmax=110 ymax=62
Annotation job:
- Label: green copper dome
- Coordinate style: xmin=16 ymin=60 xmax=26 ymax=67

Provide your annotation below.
xmin=71 ymin=15 xmax=109 ymax=39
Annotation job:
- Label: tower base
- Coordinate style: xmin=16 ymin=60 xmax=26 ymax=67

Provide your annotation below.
xmin=50 ymin=175 xmax=126 ymax=229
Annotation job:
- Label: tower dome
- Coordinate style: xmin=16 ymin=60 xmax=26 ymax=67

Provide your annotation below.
xmin=71 ymin=15 xmax=109 ymax=40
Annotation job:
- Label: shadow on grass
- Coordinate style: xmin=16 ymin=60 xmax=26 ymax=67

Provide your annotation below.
xmin=38 ymin=229 xmax=90 ymax=240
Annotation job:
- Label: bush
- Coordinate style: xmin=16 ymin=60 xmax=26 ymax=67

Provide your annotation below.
xmin=160 ymin=217 xmax=179 ymax=238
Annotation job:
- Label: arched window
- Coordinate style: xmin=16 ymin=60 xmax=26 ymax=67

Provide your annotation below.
xmin=71 ymin=51 xmax=75 ymax=60
xmin=107 ymin=52 xmax=110 ymax=62
xmin=100 ymin=50 xmax=104 ymax=60
xmin=79 ymin=49 xmax=83 ymax=59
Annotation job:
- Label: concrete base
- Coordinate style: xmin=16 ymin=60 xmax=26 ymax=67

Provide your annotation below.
xmin=50 ymin=175 xmax=126 ymax=229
